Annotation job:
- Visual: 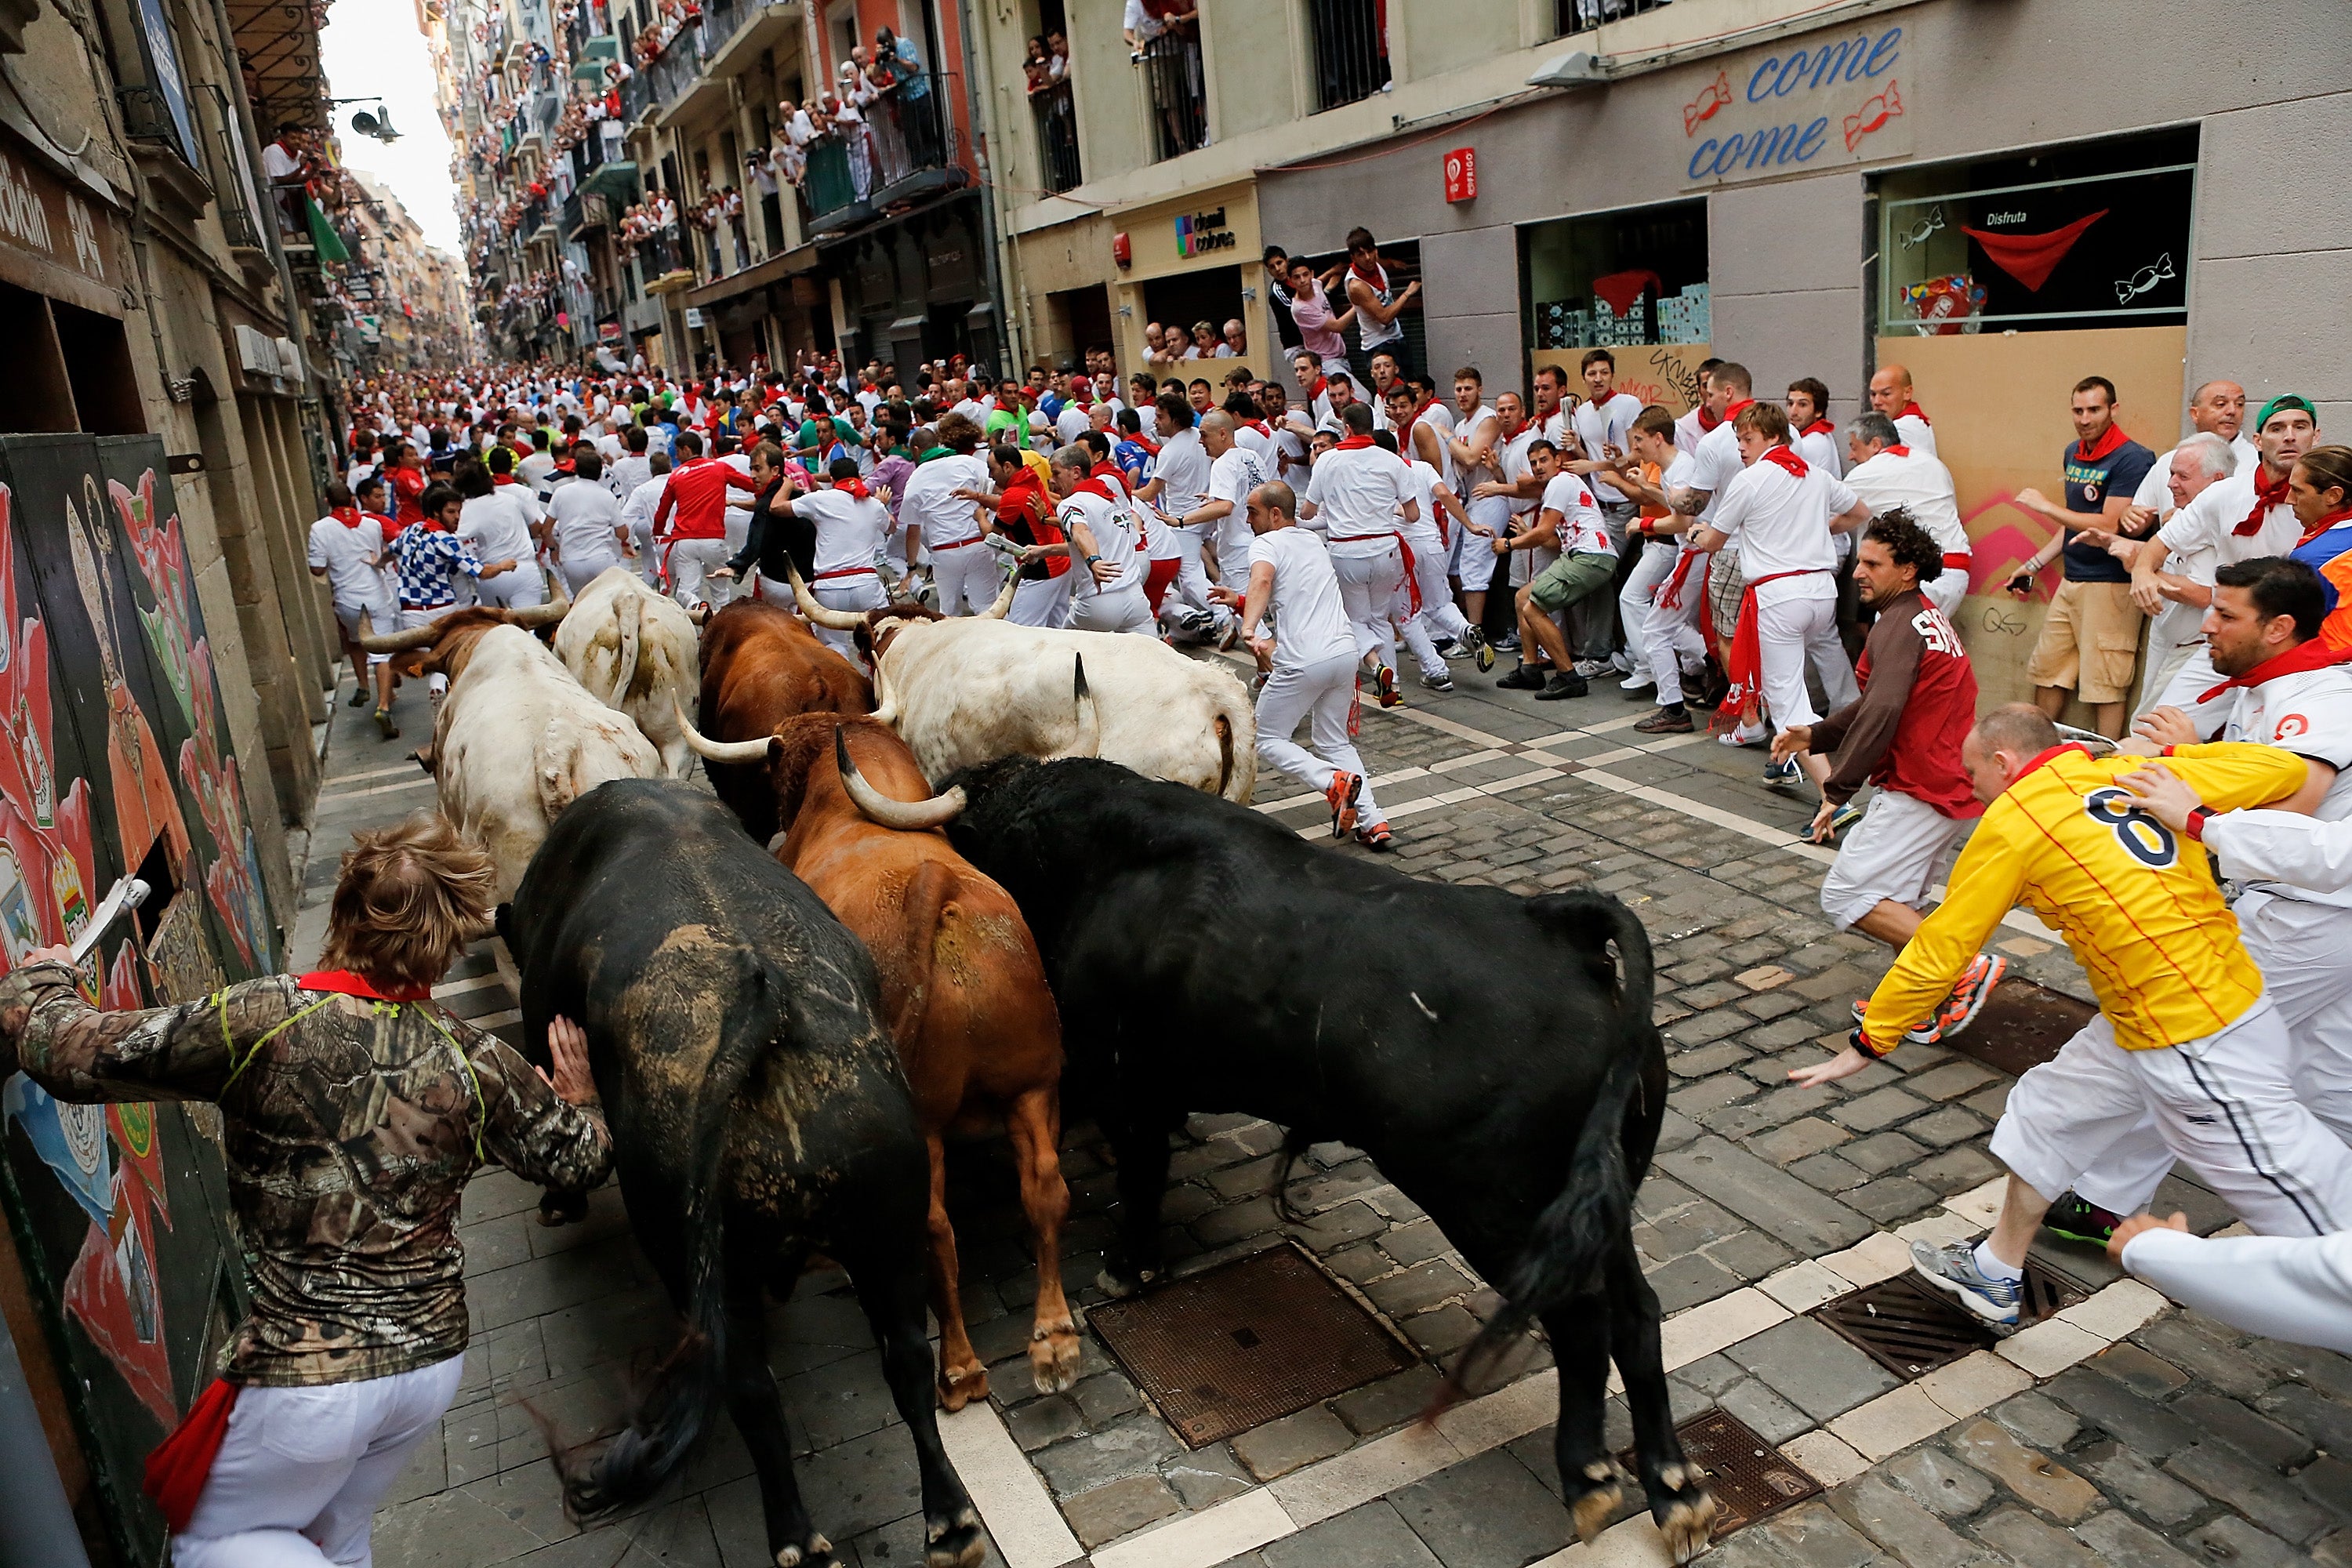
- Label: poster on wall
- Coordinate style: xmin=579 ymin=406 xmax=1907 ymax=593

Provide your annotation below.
xmin=0 ymin=434 xmax=278 ymax=1566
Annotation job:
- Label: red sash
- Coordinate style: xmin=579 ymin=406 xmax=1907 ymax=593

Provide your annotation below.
xmin=144 ymin=1377 xmax=238 ymax=1533
xmin=1719 ymin=568 xmax=1829 ymax=727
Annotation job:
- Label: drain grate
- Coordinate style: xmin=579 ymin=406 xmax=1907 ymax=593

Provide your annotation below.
xmin=1085 ymin=1241 xmax=1416 ymax=1447
xmin=1941 ymin=980 xmax=2095 ymax=1077
xmin=1617 ymin=1408 xmax=1821 ymax=1539
xmin=1813 ymin=1261 xmax=2089 ymax=1380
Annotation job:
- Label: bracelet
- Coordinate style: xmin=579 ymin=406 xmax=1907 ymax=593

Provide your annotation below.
xmin=1849 ymin=1022 xmax=1893 ymax=1060
xmin=2184 ymin=806 xmax=2213 ymax=842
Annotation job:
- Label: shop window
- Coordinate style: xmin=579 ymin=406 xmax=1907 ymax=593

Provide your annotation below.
xmin=1520 ymin=199 xmax=1708 ymax=354
xmin=52 ymin=304 xmax=145 ymax=437
xmin=0 ymin=283 xmax=78 ymax=434
xmin=1875 ymin=127 xmax=2194 ymax=336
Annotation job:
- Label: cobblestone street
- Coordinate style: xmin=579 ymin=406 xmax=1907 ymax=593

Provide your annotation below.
xmin=303 ymin=655 xmax=2352 ymax=1568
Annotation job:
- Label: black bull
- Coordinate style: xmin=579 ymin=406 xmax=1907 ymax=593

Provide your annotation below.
xmin=499 ymin=779 xmax=985 ymax=1568
xmin=939 ymin=756 xmax=1718 ymax=1559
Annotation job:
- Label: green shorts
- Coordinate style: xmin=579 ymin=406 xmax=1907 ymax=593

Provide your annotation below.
xmin=1525 ymin=551 xmax=1617 ymax=614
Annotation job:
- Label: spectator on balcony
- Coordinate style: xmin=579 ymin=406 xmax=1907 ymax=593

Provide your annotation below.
xmin=1023 ymin=35 xmax=1053 ymax=95
xmin=1126 ymin=0 xmax=1201 ymax=153
xmin=877 ymin=24 xmax=935 ymax=166
xmin=1187 ymin=321 xmax=1232 ymax=361
xmin=822 ymin=85 xmax=872 ymax=202
xmin=1223 ymin=319 xmax=1248 ymax=359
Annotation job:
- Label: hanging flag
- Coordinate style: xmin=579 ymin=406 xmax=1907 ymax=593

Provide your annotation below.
xmin=305 ymin=197 xmax=350 ymax=263
xmin=1960 ymin=209 xmax=2107 ymax=292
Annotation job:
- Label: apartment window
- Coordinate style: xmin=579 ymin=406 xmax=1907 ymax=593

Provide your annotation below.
xmin=1309 ymin=0 xmax=1388 ymax=111
xmin=1552 ymin=0 xmax=1670 ymax=36
xmin=1131 ymin=9 xmax=1205 ymax=162
xmin=1875 ymin=127 xmax=2194 ymax=336
xmin=114 ymin=0 xmax=201 ymax=165
xmin=1025 ymin=0 xmax=1078 ymax=193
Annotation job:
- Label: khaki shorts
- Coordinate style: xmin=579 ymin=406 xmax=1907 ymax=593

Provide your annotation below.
xmin=1525 ymin=550 xmax=1616 ymax=614
xmin=2026 ymin=579 xmax=2144 ymax=704
xmin=1708 ymin=545 xmax=1744 ymax=642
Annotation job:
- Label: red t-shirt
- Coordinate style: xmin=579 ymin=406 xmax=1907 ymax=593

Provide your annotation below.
xmin=391 ymin=466 xmax=426 ymax=526
xmin=997 ymin=471 xmax=1066 ymax=579
xmin=653 ymin=458 xmax=757 ymax=540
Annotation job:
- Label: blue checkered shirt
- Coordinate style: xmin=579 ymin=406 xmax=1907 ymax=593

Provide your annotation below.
xmin=390 ymin=524 xmax=485 ymax=608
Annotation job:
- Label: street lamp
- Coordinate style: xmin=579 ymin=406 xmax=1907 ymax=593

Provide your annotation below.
xmin=330 ymin=97 xmax=402 ymax=143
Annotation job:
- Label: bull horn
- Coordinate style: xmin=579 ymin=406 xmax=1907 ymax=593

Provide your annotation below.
xmin=671 ymin=699 xmax=779 ymax=764
xmin=360 ymin=620 xmax=444 ymax=654
xmin=1051 ymin=653 xmax=1099 ymax=760
xmin=836 ymin=724 xmax=964 ymax=830
xmin=790 ymin=566 xmax=867 ymax=630
xmin=869 ymin=644 xmax=900 ymax=725
xmin=509 ymin=588 xmax=572 ymax=628
xmin=978 ymin=568 xmax=1016 ymax=619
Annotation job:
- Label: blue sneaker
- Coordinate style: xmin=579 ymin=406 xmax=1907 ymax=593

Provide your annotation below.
xmin=1762 ymin=756 xmax=1802 ymax=788
xmin=1909 ymin=1239 xmax=2021 ymax=1327
xmin=1828 ymin=801 xmax=1865 ymax=837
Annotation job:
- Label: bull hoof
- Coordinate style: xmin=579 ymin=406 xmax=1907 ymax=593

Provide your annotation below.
xmin=1650 ymin=1466 xmax=1719 ymax=1565
xmin=936 ymin=1362 xmax=989 ymax=1412
xmin=773 ymin=1533 xmax=835 ymax=1567
xmin=924 ymin=1508 xmax=984 ymax=1568
xmin=1029 ymin=1319 xmax=1083 ymax=1395
xmin=1568 ymin=1460 xmax=1624 ymax=1545
xmin=535 ymin=1190 xmax=588 ymax=1228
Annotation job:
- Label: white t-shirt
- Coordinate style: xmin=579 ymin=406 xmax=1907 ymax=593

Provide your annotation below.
xmin=1497 ymin=427 xmax=1541 ymax=535
xmin=548 ymin=480 xmax=625 ymax=562
xmin=898 ymin=453 xmax=989 ymax=548
xmin=1541 ymin=473 xmax=1613 ymax=557
xmin=1846 ymin=447 xmax=1968 ymax=557
xmin=308 ymin=514 xmax=387 ymax=605
xmin=1252 ymin=526 xmax=1357 ymax=670
xmin=1708 ymin=450 xmax=1857 ymax=603
xmin=1304 ymin=444 xmax=1414 ymax=558
xmin=1233 ymin=422 xmax=1276 ymax=467
xmin=1686 ymin=417 xmax=1746 ymax=524
xmin=1402 ymin=459 xmax=1447 ymax=548
xmin=1058 ymin=488 xmax=1145 ymax=590
xmin=1573 ymin=394 xmax=1642 ymax=503
xmin=793 ymin=486 xmax=894 ymax=577
xmin=2158 ymin=467 xmax=2300 ymax=576
xmin=1055 ymin=405 xmax=1091 ymax=445
xmin=1792 ymin=424 xmax=1843 ymax=481
xmin=1205 ymin=445 xmax=1268 ymax=519
xmin=1894 ymin=411 xmax=1936 ymax=457
xmin=608 ymin=452 xmax=652 ymax=499
xmin=1673 ymin=408 xmax=1711 ymax=457
xmin=2211 ymin=664 xmax=2352 ymax=909
xmin=457 ymin=493 xmax=534 ymax=564
xmin=1152 ymin=428 xmax=1213 ymax=521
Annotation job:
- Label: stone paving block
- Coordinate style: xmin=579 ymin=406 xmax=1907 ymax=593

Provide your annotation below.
xmin=1915 ymin=1350 xmax=2031 ymax=1423
xmin=2185 ymin=1514 xmax=2307 ymax=1567
xmin=1702 ymin=1229 xmax=1795 ymax=1283
xmin=1162 ymin=1444 xmax=1256 ymax=1509
xmin=1667 ymin=1041 xmax=1749 ymax=1078
xmin=2164 ymin=1440 xmax=2332 ymax=1541
xmin=1968 ymin=1506 xmax=2100 ymax=1568
xmin=2299 ymin=1453 xmax=2352 ymax=1522
xmin=1838 ymin=1131 xmax=1929 ymax=1176
xmin=1882 ymin=1444 xmax=1994 ymax=1519
xmin=794 ymin=1421 xmax=928 ymax=1542
xmin=1261 ymin=1500 xmax=1443 ymax=1568
xmin=1404 ymin=1305 xmax=1481 ymax=1358
xmin=1065 ymin=1473 xmax=1182 ymax=1548
xmin=1380 ymin=1221 xmax=1452 ymax=1267
xmin=1389 ymin=1448 xmax=1569 ymax=1568
xmin=2259 ymin=1381 xmax=2352 ymax=1458
xmin=1698 ymin=1499 xmax=1876 ymax=1568
xmin=1032 ymin=1412 xmax=1185 ymax=1498
xmin=1995 ymin=1317 xmax=2105 ymax=1379
xmin=2075 ymin=1441 xmax=2205 ymax=1526
xmin=1781 ymin=1429 xmax=1871 ymax=1490
xmin=1844 ymin=1177 xmax=1940 ymax=1225
xmin=1007 ymin=1396 xmax=1083 ymax=1451
xmin=1664 ymin=1008 xmax=1750 ymax=1047
xmin=1748 ymin=1117 xmax=1850 ymax=1166
xmin=1896 ymin=1059 xmax=2001 ymax=1102
xmin=1828 ymin=1472 xmax=1983 ymax=1568
xmin=1910 ymin=1146 xmax=2002 ymax=1196
xmin=1718 ymin=1375 xmax=1811 ymax=1444
xmin=1233 ymin=1405 xmax=1356 ymax=1482
xmin=2074 ymin=1508 xmax=2202 ymax=1568
xmin=1948 ymin=1417 xmax=2100 ymax=1522
xmin=1788 ymin=1152 xmax=1867 ymax=1192
xmin=2132 ymin=1318 xmax=2274 ymax=1401
xmin=1367 ymin=1258 xmax=1475 ymax=1317
xmin=1728 ymin=1317 xmax=1900 ymax=1423
xmin=1336 ymin=1364 xmax=1447 ymax=1437
xmin=1657 ymin=1137 xmax=1875 ymax=1256
xmin=2175 ymin=1389 xmax=2315 ymax=1470
xmin=1072 ymin=1372 xmax=1145 ymax=1427
xmin=1828 ymin=1385 xmax=1950 ymax=1462
xmin=1899 ymin=1106 xmax=1987 ymax=1149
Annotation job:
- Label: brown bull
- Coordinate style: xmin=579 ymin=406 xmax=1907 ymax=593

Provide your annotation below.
xmin=694 ymin=598 xmax=873 ymax=843
xmin=680 ymin=707 xmax=1076 ymax=1410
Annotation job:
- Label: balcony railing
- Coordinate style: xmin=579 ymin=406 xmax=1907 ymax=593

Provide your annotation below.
xmin=1553 ymin=0 xmax=1671 ymax=32
xmin=1136 ymin=31 xmax=1207 ymax=162
xmin=1309 ymin=0 xmax=1390 ymax=111
xmin=1031 ymin=79 xmax=1080 ymax=193
xmin=796 ymin=75 xmax=960 ymax=236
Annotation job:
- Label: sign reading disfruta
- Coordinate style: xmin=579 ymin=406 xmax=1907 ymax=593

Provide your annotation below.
xmin=1682 ymin=24 xmax=1913 ymax=187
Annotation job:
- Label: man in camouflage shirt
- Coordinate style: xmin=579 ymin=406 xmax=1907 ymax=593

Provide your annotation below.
xmin=0 ymin=813 xmax=610 ymax=1566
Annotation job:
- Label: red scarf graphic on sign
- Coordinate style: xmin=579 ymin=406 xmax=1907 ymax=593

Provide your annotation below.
xmin=1962 ymin=210 xmax=2108 ymax=292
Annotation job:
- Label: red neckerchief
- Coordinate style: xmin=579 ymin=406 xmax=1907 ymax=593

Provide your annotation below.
xmin=1588 ymin=388 xmax=1623 ymax=408
xmin=1128 ymin=433 xmax=1160 ymax=456
xmin=1758 ymin=445 xmax=1807 ymax=478
xmin=2074 ymin=423 xmax=2129 ymax=465
xmin=1721 ymin=398 xmax=1755 ymax=425
xmin=297 ymin=968 xmax=436 ymax=1003
xmin=1303 ymin=377 xmax=1327 ymax=401
xmin=835 ymin=477 xmax=869 ymax=499
xmin=2199 ymin=637 xmax=2352 ymax=703
xmin=2016 ymin=741 xmax=2092 ymax=784
xmin=492 ymin=472 xmax=517 ymax=485
xmin=1070 ymin=477 xmax=1119 ymax=503
xmin=329 ymin=505 xmax=365 ymax=529
xmin=1000 ymin=470 xmax=1044 ymax=518
xmin=2241 ymin=463 xmax=2293 ymax=537
xmin=1089 ymin=461 xmax=1128 ymax=495
xmin=1695 ymin=406 xmax=1723 ymax=432
xmin=2299 ymin=506 xmax=2352 ymax=548
xmin=1896 ymin=401 xmax=1930 ymax=426
xmin=1242 ymin=419 xmax=1271 ymax=437
xmin=1800 ymin=419 xmax=1835 ymax=437
xmin=1334 ymin=435 xmax=1378 ymax=451
xmin=1884 ymin=445 xmax=1911 ymax=458
xmin=1348 ymin=256 xmax=1387 ymax=291
xmin=1409 ymin=395 xmax=1439 ymax=430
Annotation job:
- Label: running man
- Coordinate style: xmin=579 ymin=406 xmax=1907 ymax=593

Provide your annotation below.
xmin=1301 ymin=402 xmax=1420 ymax=706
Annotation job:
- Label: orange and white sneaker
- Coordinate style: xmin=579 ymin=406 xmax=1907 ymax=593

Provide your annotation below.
xmin=1325 ymin=770 xmax=1363 ymax=838
xmin=1935 ymin=953 xmax=2009 ymax=1040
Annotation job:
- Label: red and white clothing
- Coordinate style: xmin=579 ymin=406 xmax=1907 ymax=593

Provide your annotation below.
xmin=1647 ymin=452 xmax=1713 ymax=707
xmin=1250 ymin=525 xmax=1384 ymax=829
xmin=794 ymin=483 xmax=895 ymax=655
xmin=1672 ymin=405 xmax=1719 ymax=458
xmin=1845 ymin=444 xmax=1970 ymax=617
xmin=2143 ymin=465 xmax=2303 ymax=715
xmin=308 ymin=509 xmax=395 ymax=661
xmin=653 ymin=457 xmax=758 ymax=612
xmin=1706 ymin=445 xmax=1861 ymax=730
xmin=899 ymin=452 xmax=995 ymax=615
xmin=1402 ymin=459 xmax=1471 ymax=651
xmin=1059 ymin=483 xmax=1154 ymax=634
xmin=1206 ymin=443 xmax=1270 ymax=596
xmin=1541 ymin=472 xmax=1613 ymax=559
xmin=1152 ymin=427 xmax=1226 ymax=635
xmin=1305 ymin=440 xmax=1415 ymax=673
xmin=1890 ymin=402 xmax=1936 ymax=458
xmin=546 ymin=481 xmax=627 ymax=595
xmin=1573 ymin=392 xmax=1642 ymax=509
xmin=1451 ymin=405 xmax=1507 ymax=590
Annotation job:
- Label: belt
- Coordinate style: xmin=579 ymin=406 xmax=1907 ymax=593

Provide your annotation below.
xmin=1942 ymin=552 xmax=1972 ymax=569
xmin=401 ymin=600 xmax=453 ymax=612
xmin=932 ymin=535 xmax=985 ymax=551
xmin=813 ymin=565 xmax=877 ymax=581
xmin=1329 ymin=533 xmax=1403 ymax=544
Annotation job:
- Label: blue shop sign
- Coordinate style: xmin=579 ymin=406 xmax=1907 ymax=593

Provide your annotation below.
xmin=1682 ymin=25 xmax=1912 ymax=187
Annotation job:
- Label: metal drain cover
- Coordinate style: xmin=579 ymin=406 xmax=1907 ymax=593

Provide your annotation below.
xmin=1086 ymin=1241 xmax=1416 ymax=1447
xmin=1941 ymin=981 xmax=2095 ymax=1077
xmin=1618 ymin=1408 xmax=1820 ymax=1539
xmin=1813 ymin=1263 xmax=2088 ymax=1379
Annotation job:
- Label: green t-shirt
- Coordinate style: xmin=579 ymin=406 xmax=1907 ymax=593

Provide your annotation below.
xmin=797 ymin=416 xmax=855 ymax=456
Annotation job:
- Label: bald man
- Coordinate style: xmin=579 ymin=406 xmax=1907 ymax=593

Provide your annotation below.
xmin=1869 ymin=364 xmax=1936 ymax=458
xmin=2133 ymin=380 xmax=2254 ymax=519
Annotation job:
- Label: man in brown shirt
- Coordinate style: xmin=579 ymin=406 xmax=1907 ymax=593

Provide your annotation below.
xmin=0 ymin=813 xmax=609 ymax=1565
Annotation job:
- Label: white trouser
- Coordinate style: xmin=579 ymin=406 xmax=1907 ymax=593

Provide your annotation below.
xmin=175 ymin=1354 xmax=463 ymax=1568
xmin=2074 ymin=895 xmax=2352 ymax=1217
xmin=2150 ymin=644 xmax=2223 ymax=725
xmin=664 ymin=538 xmax=736 ymax=612
xmin=809 ymin=572 xmax=887 ymax=656
xmin=1617 ymin=539 xmax=1678 ymax=681
xmin=1010 ymin=572 xmax=1074 ymax=628
xmin=400 ymin=605 xmax=456 ymax=695
xmin=332 ymin=597 xmax=397 ymax=666
xmin=1391 ymin=561 xmax=1447 ymax=681
xmin=1256 ymin=652 xmax=1383 ymax=827
xmin=1333 ymin=546 xmax=1403 ymax=674
xmin=1212 ymin=527 xmax=1256 ymax=595
xmin=1922 ymin=562 xmax=1967 ymax=619
xmin=1066 ymin=579 xmax=1156 ymax=634
xmin=1754 ymin=588 xmax=1855 ymax=731
xmin=631 ymin=519 xmax=659 ymax=584
xmin=751 ymin=572 xmax=793 ymax=605
xmin=1995 ymin=994 xmax=2352 ymax=1238
xmin=1457 ymin=501 xmax=1508 ymax=590
xmin=474 ymin=564 xmax=547 ymax=609
xmin=931 ymin=540 xmax=1000 ymax=615
xmin=1403 ymin=531 xmax=1469 ymax=645
xmin=1160 ymin=528 xmax=1232 ymax=633
xmin=1646 ymin=559 xmax=1711 ymax=706
xmin=557 ymin=550 xmax=620 ymax=597
xmin=1818 ymin=789 xmax=1971 ymax=930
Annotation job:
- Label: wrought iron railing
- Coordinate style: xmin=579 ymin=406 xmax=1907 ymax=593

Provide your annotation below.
xmin=1308 ymin=0 xmax=1389 ymax=111
xmin=1136 ymin=32 xmax=1206 ymax=162
xmin=1031 ymin=79 xmax=1080 ymax=193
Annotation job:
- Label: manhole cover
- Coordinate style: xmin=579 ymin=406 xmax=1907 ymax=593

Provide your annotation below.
xmin=1085 ymin=1241 xmax=1416 ymax=1447
xmin=1941 ymin=980 xmax=2095 ymax=1077
xmin=1617 ymin=1408 xmax=1820 ymax=1539
xmin=1812 ymin=1261 xmax=2089 ymax=1379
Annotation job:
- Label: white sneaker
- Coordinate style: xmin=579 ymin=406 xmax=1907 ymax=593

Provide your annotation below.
xmin=1620 ymin=670 xmax=1655 ymax=691
xmin=1572 ymin=659 xmax=1615 ymax=678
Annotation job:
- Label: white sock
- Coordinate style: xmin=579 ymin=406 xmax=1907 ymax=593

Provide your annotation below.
xmin=1973 ymin=1240 xmax=2023 ymax=1283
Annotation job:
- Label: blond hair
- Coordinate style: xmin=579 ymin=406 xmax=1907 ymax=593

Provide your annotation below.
xmin=318 ymin=813 xmax=498 ymax=995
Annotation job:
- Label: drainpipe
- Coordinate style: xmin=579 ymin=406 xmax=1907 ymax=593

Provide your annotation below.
xmin=956 ymin=0 xmax=1019 ymax=376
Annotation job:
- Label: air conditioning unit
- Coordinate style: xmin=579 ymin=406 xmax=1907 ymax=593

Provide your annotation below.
xmin=274 ymin=336 xmax=304 ymax=383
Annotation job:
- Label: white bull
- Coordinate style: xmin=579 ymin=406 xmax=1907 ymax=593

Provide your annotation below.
xmin=430 ymin=624 xmax=663 ymax=897
xmin=551 ymin=566 xmax=700 ymax=779
xmin=793 ymin=571 xmax=1257 ymax=802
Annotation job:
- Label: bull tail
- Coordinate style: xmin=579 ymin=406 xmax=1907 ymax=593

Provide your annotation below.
xmin=1435 ymin=893 xmax=1655 ymax=1408
xmin=558 ymin=956 xmax=777 ymax=1519
xmin=1214 ymin=678 xmax=1257 ymax=801
xmin=615 ymin=590 xmax=644 ymax=705
xmin=887 ymin=860 xmax=956 ymax=1050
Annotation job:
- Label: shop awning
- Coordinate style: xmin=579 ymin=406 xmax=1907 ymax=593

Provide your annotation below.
xmin=685 ymin=242 xmax=818 ymax=309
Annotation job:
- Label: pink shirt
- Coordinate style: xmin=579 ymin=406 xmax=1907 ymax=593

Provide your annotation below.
xmin=1289 ymin=282 xmax=1347 ymax=361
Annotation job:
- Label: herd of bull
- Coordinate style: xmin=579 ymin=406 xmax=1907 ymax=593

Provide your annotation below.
xmin=358 ymin=570 xmax=1720 ymax=1567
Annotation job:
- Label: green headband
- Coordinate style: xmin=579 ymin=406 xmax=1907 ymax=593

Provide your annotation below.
xmin=2256 ymin=394 xmax=2316 ymax=432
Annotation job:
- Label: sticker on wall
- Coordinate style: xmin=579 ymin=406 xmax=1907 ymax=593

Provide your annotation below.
xmin=2115 ymin=253 xmax=2176 ymax=304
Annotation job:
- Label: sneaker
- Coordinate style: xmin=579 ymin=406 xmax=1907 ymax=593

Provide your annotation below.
xmin=349 ymin=687 xmax=372 ymax=709
xmin=1217 ymin=618 xmax=1241 ymax=653
xmin=1376 ymin=664 xmax=1403 ymax=708
xmin=373 ymin=708 xmax=400 ymax=740
xmin=1494 ymin=663 xmax=1548 ymax=691
xmin=1633 ymin=706 xmax=1694 ymax=735
xmin=1828 ymin=801 xmax=1865 ymax=837
xmin=1419 ymin=670 xmax=1455 ymax=693
xmin=1622 ymin=676 xmax=1657 ymax=701
xmin=1354 ymin=822 xmax=1395 ymax=851
xmin=2042 ymin=1192 xmax=2124 ymax=1247
xmin=1849 ymin=999 xmax=1943 ymax=1047
xmin=1762 ymin=757 xmax=1802 ymax=788
xmin=1720 ymin=724 xmax=1769 ymax=749
xmin=1325 ymin=770 xmax=1363 ymax=838
xmin=1935 ymin=953 xmax=2009 ymax=1040
xmin=1572 ymin=659 xmax=1615 ymax=678
xmin=1461 ymin=625 xmax=1496 ymax=673
xmin=1534 ymin=672 xmax=1590 ymax=702
xmin=1610 ymin=650 xmax=1635 ymax=675
xmin=1494 ymin=630 xmax=1522 ymax=653
xmin=1908 ymin=1239 xmax=2022 ymax=1327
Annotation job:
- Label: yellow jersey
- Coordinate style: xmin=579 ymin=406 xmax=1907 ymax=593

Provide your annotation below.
xmin=1864 ymin=742 xmax=2307 ymax=1054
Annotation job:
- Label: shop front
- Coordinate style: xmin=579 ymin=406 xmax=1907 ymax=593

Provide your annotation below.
xmin=820 ymin=189 xmax=999 ymax=386
xmin=1103 ymin=180 xmax=1269 ymax=384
